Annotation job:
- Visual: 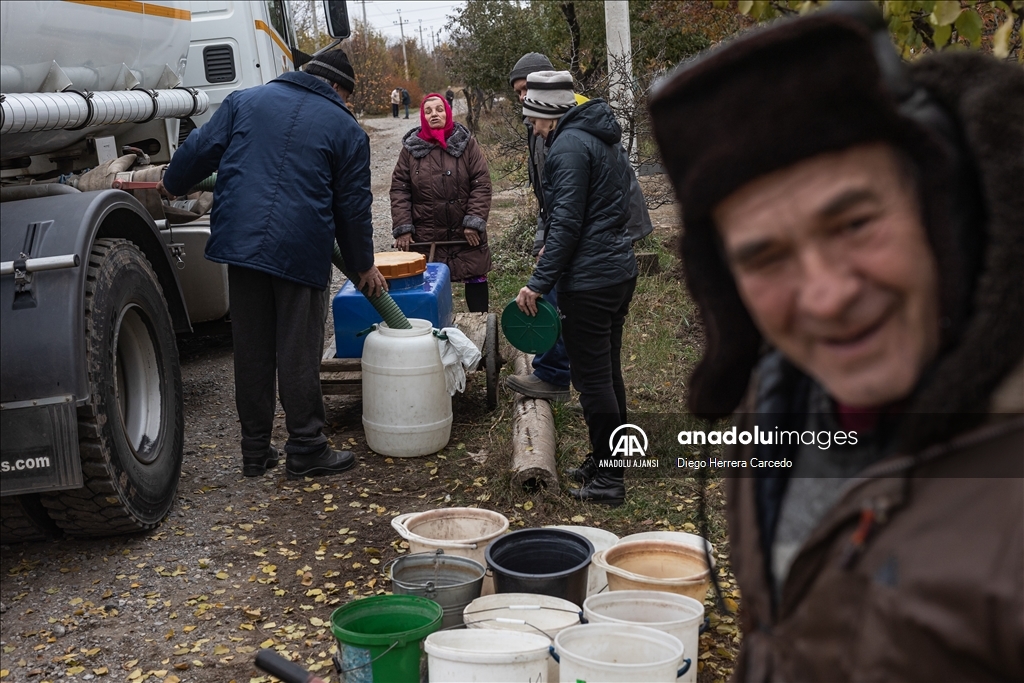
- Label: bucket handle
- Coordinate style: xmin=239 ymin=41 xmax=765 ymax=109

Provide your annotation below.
xmin=390 ymin=513 xmax=479 ymax=550
xmin=698 ymin=616 xmax=710 ymax=634
xmin=331 ymin=641 xmax=401 ymax=675
xmin=464 ymin=618 xmax=553 ymax=640
xmin=677 ymin=658 xmax=692 ymax=678
xmin=548 ymin=648 xmax=691 ymax=677
xmin=591 ymin=548 xmax=709 ymax=585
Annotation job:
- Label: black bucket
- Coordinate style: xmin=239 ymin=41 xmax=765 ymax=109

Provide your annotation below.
xmin=485 ymin=528 xmax=594 ymax=607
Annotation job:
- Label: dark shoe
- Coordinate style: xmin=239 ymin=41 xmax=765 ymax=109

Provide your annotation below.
xmin=242 ymin=446 xmax=280 ymax=477
xmin=504 ymin=374 xmax=571 ymax=402
xmin=569 ymin=473 xmax=625 ymax=507
xmin=286 ymin=449 xmax=356 ymax=479
xmin=566 ymin=454 xmax=597 ymax=484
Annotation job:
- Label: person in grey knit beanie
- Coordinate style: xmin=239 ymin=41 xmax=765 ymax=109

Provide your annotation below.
xmin=509 ymin=52 xmax=555 ymax=88
xmin=522 ymin=70 xmax=577 ymax=119
xmin=506 ymin=55 xmax=574 ymax=404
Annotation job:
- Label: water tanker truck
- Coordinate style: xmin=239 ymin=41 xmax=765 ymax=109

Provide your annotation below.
xmin=0 ymin=0 xmax=350 ymax=541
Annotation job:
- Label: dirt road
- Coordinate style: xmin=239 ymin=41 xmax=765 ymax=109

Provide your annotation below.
xmin=0 ymin=116 xmax=491 ymax=683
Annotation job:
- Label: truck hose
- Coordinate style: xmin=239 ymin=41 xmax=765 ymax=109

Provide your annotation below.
xmin=331 ymin=243 xmax=411 ymax=330
xmin=188 ymin=173 xmax=217 ymax=193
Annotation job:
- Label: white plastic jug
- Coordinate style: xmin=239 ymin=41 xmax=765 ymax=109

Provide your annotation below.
xmin=425 ymin=630 xmax=551 ymax=682
xmin=583 ymin=590 xmax=703 ymax=683
xmin=362 ymin=319 xmax=452 ymax=457
xmin=552 ymin=623 xmax=688 ymax=683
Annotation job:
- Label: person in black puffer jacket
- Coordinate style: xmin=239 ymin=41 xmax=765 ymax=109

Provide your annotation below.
xmin=515 ymin=70 xmax=638 ymax=506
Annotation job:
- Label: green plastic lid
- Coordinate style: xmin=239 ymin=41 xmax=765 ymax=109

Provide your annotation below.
xmin=501 ymin=298 xmax=561 ymax=354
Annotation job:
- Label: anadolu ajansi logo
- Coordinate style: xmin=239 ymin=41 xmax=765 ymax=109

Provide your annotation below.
xmin=609 ymin=424 xmax=648 ymax=458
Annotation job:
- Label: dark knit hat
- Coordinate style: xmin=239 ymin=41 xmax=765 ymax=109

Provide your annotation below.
xmin=509 ymin=52 xmax=555 ymax=86
xmin=648 ymin=8 xmax=973 ymax=418
xmin=305 ymin=49 xmax=356 ymax=94
xmin=523 ymin=71 xmax=576 ymax=119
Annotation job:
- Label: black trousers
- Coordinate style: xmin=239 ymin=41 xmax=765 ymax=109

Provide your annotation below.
xmin=392 ymin=103 xmax=399 ymax=118
xmin=559 ymin=278 xmax=637 ymax=464
xmin=228 ymin=266 xmax=328 ymax=457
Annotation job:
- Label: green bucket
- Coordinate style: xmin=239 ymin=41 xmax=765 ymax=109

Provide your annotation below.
xmin=331 ymin=594 xmax=443 ymax=683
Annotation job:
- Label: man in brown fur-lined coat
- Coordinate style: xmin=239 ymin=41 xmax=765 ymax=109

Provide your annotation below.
xmin=649 ymin=4 xmax=1022 ymax=681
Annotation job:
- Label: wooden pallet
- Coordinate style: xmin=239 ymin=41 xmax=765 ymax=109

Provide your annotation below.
xmin=320 ymin=313 xmax=492 ymax=397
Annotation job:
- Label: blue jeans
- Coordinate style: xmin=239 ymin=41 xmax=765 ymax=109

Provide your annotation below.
xmin=532 ymin=285 xmax=571 ymax=387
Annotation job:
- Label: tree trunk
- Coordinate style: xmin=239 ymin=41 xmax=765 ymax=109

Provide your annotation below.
xmin=561 ymin=2 xmax=583 ymax=84
xmin=463 ymin=87 xmax=478 ymax=133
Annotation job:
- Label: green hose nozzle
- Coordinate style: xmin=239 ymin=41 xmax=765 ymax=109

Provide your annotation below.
xmin=332 ymin=243 xmax=411 ymax=330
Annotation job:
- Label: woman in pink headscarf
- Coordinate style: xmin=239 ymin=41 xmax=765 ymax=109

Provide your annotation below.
xmin=390 ymin=93 xmax=493 ymax=311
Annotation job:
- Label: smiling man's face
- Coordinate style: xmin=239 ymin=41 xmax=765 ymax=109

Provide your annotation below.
xmin=713 ymin=143 xmax=941 ymax=407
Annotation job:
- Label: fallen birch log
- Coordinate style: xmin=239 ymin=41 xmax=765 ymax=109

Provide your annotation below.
xmin=510 ymin=352 xmax=558 ymax=489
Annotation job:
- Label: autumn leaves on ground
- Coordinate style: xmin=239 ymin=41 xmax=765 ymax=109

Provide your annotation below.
xmin=0 ymin=122 xmax=739 ymax=683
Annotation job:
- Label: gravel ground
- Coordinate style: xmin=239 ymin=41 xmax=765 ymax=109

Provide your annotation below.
xmin=0 ymin=114 xmax=489 ymax=683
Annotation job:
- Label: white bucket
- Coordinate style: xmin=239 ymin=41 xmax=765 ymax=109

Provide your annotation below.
xmin=362 ymin=319 xmax=452 ymax=457
xmin=391 ymin=507 xmax=508 ymax=595
xmin=583 ymin=590 xmax=703 ymax=683
xmin=552 ymin=623 xmax=688 ymax=683
xmin=464 ymin=592 xmax=582 ymax=682
xmin=425 ymin=629 xmax=551 ymax=682
xmin=617 ymin=531 xmax=716 ymax=567
xmin=545 ymin=525 xmax=619 ymax=597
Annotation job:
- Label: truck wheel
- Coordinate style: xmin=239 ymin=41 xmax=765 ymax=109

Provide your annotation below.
xmin=0 ymin=495 xmax=60 ymax=543
xmin=40 ymin=239 xmax=183 ymax=536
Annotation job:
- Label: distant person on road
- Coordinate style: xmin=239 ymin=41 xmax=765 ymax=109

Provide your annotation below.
xmin=391 ymin=87 xmax=401 ymax=118
xmin=515 ymin=71 xmax=638 ymax=506
xmin=391 ymin=93 xmax=493 ymax=312
xmin=401 ymin=87 xmax=411 ymax=118
xmin=445 ymin=86 xmax=455 ymax=108
xmin=160 ymin=50 xmax=386 ymax=480
xmin=649 ymin=6 xmax=1023 ymax=680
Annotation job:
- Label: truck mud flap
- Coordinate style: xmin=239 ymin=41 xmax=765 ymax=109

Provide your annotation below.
xmin=0 ymin=396 xmax=82 ymax=496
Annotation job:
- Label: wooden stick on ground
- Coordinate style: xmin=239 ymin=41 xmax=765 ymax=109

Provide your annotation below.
xmin=510 ymin=351 xmax=559 ymax=489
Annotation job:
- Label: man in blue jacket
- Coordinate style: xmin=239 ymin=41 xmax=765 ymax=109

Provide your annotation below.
xmin=161 ymin=50 xmax=386 ymax=480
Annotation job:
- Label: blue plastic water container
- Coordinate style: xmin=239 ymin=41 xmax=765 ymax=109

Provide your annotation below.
xmin=332 ymin=262 xmax=453 ymax=358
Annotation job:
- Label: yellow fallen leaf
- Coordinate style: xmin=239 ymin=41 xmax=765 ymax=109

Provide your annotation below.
xmin=310 ymin=617 xmax=324 ymax=627
xmin=215 ymin=571 xmax=229 ymax=580
xmin=571 ymin=515 xmax=585 ymax=523
xmin=94 ymin=667 xmax=109 ymax=675
xmin=301 ymin=572 xmax=314 ymax=586
xmin=523 ymin=501 xmax=534 ymax=511
xmin=213 ymin=645 xmax=229 ymax=655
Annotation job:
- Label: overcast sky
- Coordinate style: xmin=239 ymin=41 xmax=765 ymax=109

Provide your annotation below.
xmin=353 ymin=1 xmax=466 ymax=46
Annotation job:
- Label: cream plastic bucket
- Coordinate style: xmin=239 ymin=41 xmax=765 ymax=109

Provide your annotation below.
xmin=391 ymin=507 xmax=508 ymax=594
xmin=545 ymin=525 xmax=619 ymax=596
xmin=583 ymin=590 xmax=704 ymax=683
xmin=551 ymin=623 xmax=689 ymax=682
xmin=617 ymin=531 xmax=717 ymax=567
xmin=425 ymin=629 xmax=551 ymax=682
xmin=592 ymin=540 xmax=711 ymax=601
xmin=362 ymin=319 xmax=452 ymax=457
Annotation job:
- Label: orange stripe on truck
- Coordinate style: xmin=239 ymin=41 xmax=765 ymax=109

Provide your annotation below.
xmin=255 ymin=19 xmax=292 ymax=60
xmin=63 ymin=0 xmax=191 ymax=21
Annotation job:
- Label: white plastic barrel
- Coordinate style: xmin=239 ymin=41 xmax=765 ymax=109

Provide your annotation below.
xmin=553 ymin=623 xmax=687 ymax=683
xmin=425 ymin=630 xmax=551 ymax=682
xmin=583 ymin=590 xmax=703 ymax=683
xmin=546 ymin=525 xmax=619 ymax=596
xmin=362 ymin=319 xmax=452 ymax=457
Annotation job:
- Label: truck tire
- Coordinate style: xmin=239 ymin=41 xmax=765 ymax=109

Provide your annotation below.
xmin=40 ymin=238 xmax=184 ymax=536
xmin=0 ymin=495 xmax=60 ymax=543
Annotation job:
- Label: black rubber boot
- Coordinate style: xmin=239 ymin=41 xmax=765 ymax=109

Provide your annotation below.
xmin=569 ymin=468 xmax=625 ymax=507
xmin=286 ymin=448 xmax=356 ymax=479
xmin=566 ymin=453 xmax=597 ymax=484
xmin=464 ymin=282 xmax=489 ymax=313
xmin=242 ymin=445 xmax=280 ymax=477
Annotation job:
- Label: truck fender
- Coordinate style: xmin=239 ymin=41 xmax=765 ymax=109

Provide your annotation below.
xmin=1 ymin=189 xmax=190 ymax=406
